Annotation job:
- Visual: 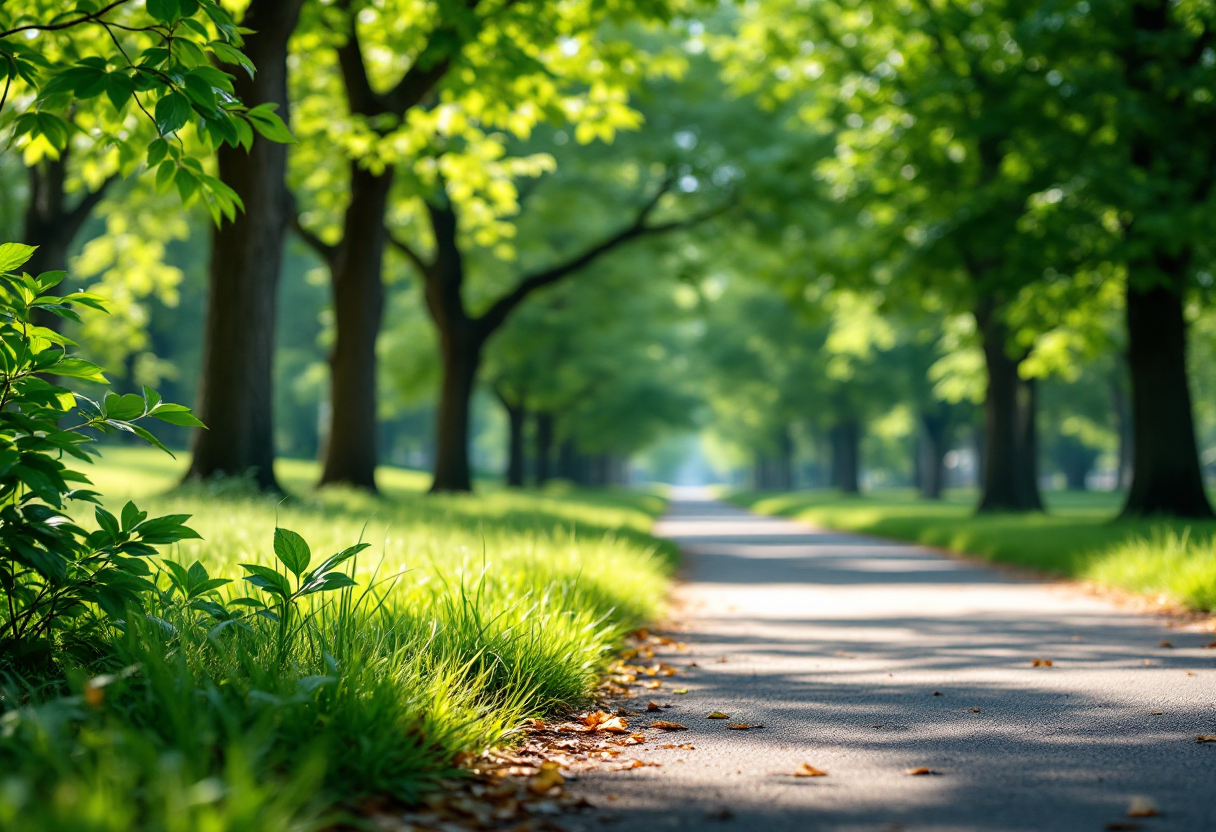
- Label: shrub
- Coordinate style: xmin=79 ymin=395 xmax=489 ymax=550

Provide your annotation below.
xmin=0 ymin=242 xmax=201 ymax=670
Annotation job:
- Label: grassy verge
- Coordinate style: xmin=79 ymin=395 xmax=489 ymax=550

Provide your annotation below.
xmin=728 ymin=488 xmax=1216 ymax=613
xmin=1 ymin=447 xmax=673 ymax=831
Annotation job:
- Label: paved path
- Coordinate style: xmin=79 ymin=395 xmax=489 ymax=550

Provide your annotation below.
xmin=576 ymin=494 xmax=1216 ymax=832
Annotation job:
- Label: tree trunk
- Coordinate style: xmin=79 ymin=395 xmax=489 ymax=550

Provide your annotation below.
xmin=498 ymin=392 xmax=526 ymax=488
xmin=776 ymin=425 xmax=794 ymax=490
xmin=1111 ymin=364 xmax=1134 ymax=489
xmin=318 ymin=166 xmax=393 ymax=491
xmin=557 ymin=439 xmax=573 ymax=480
xmin=535 ymin=411 xmax=554 ymax=486
xmin=919 ymin=412 xmax=948 ymax=500
xmin=1015 ymin=377 xmax=1044 ymax=509
xmin=430 ymin=325 xmax=482 ymax=492
xmin=1120 ymin=271 xmax=1214 ymax=517
xmin=831 ymin=420 xmax=861 ymax=494
xmin=186 ymin=0 xmax=303 ymax=491
xmin=975 ymin=303 xmax=1042 ymax=512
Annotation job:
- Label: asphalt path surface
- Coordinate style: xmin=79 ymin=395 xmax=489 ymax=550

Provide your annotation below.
xmin=574 ymin=492 xmax=1216 ymax=832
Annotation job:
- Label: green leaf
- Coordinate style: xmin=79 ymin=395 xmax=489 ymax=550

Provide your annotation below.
xmin=103 ymin=392 xmax=146 ymax=421
xmin=273 ymin=528 xmax=311 ymax=578
xmin=0 ymin=244 xmax=36 ymax=274
xmin=245 ymin=104 xmax=295 ymax=143
xmin=120 ymin=501 xmax=147 ymax=532
xmin=95 ymin=507 xmax=121 ymax=540
xmin=300 ymin=572 xmax=358 ymax=596
xmin=147 ymin=0 xmax=180 ymax=22
xmin=155 ymin=91 xmax=192 ymax=135
xmin=240 ymin=563 xmax=292 ymax=600
xmin=53 ymin=358 xmax=108 ymax=383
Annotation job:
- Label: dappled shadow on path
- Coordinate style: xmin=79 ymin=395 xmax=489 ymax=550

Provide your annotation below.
xmin=573 ymin=498 xmax=1216 ymax=832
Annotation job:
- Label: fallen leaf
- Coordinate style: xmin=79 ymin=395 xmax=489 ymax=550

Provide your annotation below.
xmin=793 ymin=762 xmax=828 ymax=777
xmin=676 ymin=642 xmax=688 ymax=651
xmin=529 ymin=718 xmax=546 ymax=730
xmin=706 ymin=808 xmax=734 ymax=820
xmin=1160 ymin=641 xmax=1173 ymax=648
xmin=707 ymin=711 xmax=730 ymax=719
xmin=1205 ymin=640 xmax=1216 ymax=649
xmin=673 ymin=688 xmax=689 ymax=694
xmin=644 ymin=680 xmax=662 ymax=690
xmin=679 ymin=743 xmax=695 ymax=749
xmin=932 ymin=691 xmax=942 ymax=696
xmin=1196 ymin=735 xmax=1216 ymax=743
xmin=646 ymin=701 xmax=661 ymax=712
xmin=718 ymin=656 xmax=728 ymax=663
xmin=651 ymin=721 xmax=687 ymax=731
xmin=728 ymin=723 xmax=762 ymax=730
xmin=1032 ymin=659 xmax=1053 ymax=667
xmin=970 ymin=708 xmax=981 ymax=713
xmin=616 ymin=733 xmax=647 ymax=746
xmin=1150 ymin=710 xmax=1163 ymax=715
xmin=527 ymin=762 xmax=564 ymax=795
xmin=1127 ymin=797 xmax=1158 ymax=818
xmin=904 ymin=766 xmax=933 ymax=776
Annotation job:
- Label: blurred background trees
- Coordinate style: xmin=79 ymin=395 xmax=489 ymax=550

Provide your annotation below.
xmin=6 ymin=0 xmax=1216 ymax=517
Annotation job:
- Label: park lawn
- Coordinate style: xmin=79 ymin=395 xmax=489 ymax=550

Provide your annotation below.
xmin=728 ymin=488 xmax=1216 ymax=614
xmin=1 ymin=447 xmax=674 ymax=832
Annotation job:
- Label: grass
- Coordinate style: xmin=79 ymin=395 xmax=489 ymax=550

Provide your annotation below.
xmin=728 ymin=488 xmax=1216 ymax=613
xmin=0 ymin=446 xmax=674 ymax=831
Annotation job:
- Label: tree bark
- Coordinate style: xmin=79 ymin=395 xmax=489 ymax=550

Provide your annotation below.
xmin=497 ymin=389 xmax=526 ymax=487
xmin=318 ymin=166 xmax=393 ymax=490
xmin=918 ymin=412 xmax=948 ymax=500
xmin=186 ymin=0 xmax=304 ymax=491
xmin=830 ymin=420 xmax=861 ymax=494
xmin=1120 ymin=270 xmax=1214 ymax=517
xmin=975 ymin=302 xmax=1042 ymax=512
xmin=535 ymin=410 xmax=554 ymax=486
xmin=1111 ymin=364 xmax=1134 ymax=489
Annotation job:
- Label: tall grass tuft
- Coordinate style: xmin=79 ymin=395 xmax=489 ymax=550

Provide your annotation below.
xmin=0 ymin=452 xmax=673 ymax=831
xmin=1082 ymin=528 xmax=1216 ymax=611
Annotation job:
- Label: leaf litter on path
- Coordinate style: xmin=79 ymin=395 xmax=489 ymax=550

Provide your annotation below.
xmin=793 ymin=763 xmax=828 ymax=777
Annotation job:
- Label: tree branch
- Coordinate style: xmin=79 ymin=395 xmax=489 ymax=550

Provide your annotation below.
xmin=0 ymin=0 xmax=132 ymax=38
xmin=386 ymin=229 xmax=432 ymax=276
xmin=475 ymin=181 xmax=731 ymax=337
xmin=335 ymin=4 xmax=381 ymax=115
xmin=62 ymin=175 xmax=118 ymax=241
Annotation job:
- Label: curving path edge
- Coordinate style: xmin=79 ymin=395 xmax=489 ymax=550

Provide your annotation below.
xmin=574 ymin=491 xmax=1216 ymax=832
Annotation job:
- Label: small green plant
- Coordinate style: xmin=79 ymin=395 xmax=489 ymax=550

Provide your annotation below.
xmin=240 ymin=528 xmax=369 ymax=661
xmin=0 ymin=242 xmax=202 ymax=667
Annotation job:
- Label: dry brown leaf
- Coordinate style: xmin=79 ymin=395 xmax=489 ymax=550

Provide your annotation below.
xmin=1032 ymin=659 xmax=1053 ymax=667
xmin=707 ymin=711 xmax=730 ymax=719
xmin=717 ymin=656 xmax=728 ymax=663
xmin=1205 ymin=640 xmax=1216 ymax=649
xmin=651 ymin=721 xmax=687 ymax=731
xmin=1126 ymin=797 xmax=1158 ymax=818
xmin=904 ymin=766 xmax=933 ymax=776
xmin=1196 ymin=735 xmax=1216 ymax=743
xmin=970 ymin=707 xmax=982 ymax=713
xmin=1151 ymin=710 xmax=1164 ymax=715
xmin=660 ymin=743 xmax=696 ymax=750
xmin=526 ymin=762 xmax=564 ymax=795
xmin=644 ymin=680 xmax=662 ymax=690
xmin=793 ymin=762 xmax=828 ymax=777
xmin=646 ymin=701 xmax=661 ymax=712
xmin=1160 ymin=641 xmax=1174 ymax=648
xmin=728 ymin=723 xmax=762 ymax=730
